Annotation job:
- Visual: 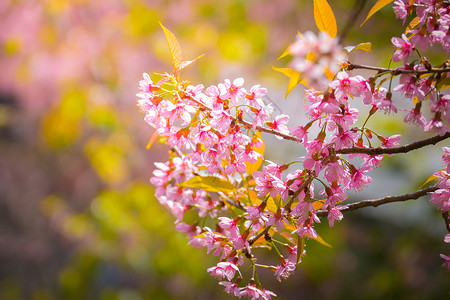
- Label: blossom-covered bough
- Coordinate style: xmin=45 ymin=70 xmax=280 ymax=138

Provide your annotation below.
xmin=138 ymin=1 xmax=449 ymax=298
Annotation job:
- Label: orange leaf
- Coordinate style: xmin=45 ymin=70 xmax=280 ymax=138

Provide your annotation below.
xmin=323 ymin=65 xmax=335 ymax=81
xmin=361 ymin=0 xmax=394 ymax=27
xmin=344 ymin=42 xmax=372 ymax=54
xmin=160 ymin=22 xmax=183 ymax=73
xmin=405 ymin=16 xmax=420 ymax=33
xmin=313 ymin=0 xmax=337 ymax=38
xmin=146 ymin=131 xmax=160 ymax=150
xmin=272 ymin=67 xmax=308 ymax=99
xmin=311 ymin=233 xmax=332 ymax=248
xmin=311 ymin=201 xmax=324 ymax=210
xmin=178 ymin=54 xmax=205 ymax=71
xmin=279 ymin=231 xmax=297 ymax=244
xmin=419 ymin=169 xmax=444 ymax=188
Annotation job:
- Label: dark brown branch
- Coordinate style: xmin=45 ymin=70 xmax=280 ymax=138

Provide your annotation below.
xmin=284 ymin=174 xmax=314 ymax=212
xmin=249 ymin=224 xmax=272 ymax=245
xmin=316 ymin=186 xmax=439 ymax=217
xmin=339 ymin=0 xmax=368 ymax=44
xmin=443 ymin=211 xmax=450 ymax=232
xmin=347 ymin=63 xmax=450 ymax=75
xmin=337 ymin=132 xmax=450 ymax=155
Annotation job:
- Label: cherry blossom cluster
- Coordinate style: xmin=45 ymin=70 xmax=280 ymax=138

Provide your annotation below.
xmin=393 ymin=0 xmax=450 ymax=52
xmin=138 ymin=2 xmax=449 ymax=298
xmin=389 ymin=0 xmax=450 ymax=135
xmin=288 ymin=31 xmax=345 ymax=90
xmin=433 ymin=147 xmax=450 ymax=270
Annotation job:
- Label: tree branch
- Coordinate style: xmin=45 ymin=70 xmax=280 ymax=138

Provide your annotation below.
xmin=347 ymin=63 xmax=450 ymax=75
xmin=339 ymin=0 xmax=368 ymax=44
xmin=316 ymin=186 xmax=439 ymax=217
xmin=443 ymin=211 xmax=450 ymax=232
xmin=181 ymin=92 xmax=299 ymax=142
xmin=337 ymin=132 xmax=450 ymax=155
xmin=249 ymin=224 xmax=272 ymax=245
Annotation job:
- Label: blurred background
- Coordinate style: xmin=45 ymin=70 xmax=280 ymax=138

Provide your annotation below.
xmin=0 ymin=0 xmax=448 ymax=299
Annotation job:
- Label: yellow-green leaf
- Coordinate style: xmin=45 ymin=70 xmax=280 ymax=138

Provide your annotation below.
xmin=405 ymin=16 xmax=421 ymax=33
xmin=266 ymin=195 xmax=282 ymax=213
xmin=344 ymin=42 xmax=372 ymax=54
xmin=419 ymin=169 xmax=444 ymax=188
xmin=313 ymin=0 xmax=337 ymax=38
xmin=160 ymin=22 xmax=182 ymax=72
xmin=246 ymin=131 xmax=264 ymax=176
xmin=297 ymin=236 xmax=305 ymax=264
xmin=437 ymin=77 xmax=450 ymax=90
xmin=312 ymin=233 xmax=332 ymax=248
xmin=178 ymin=176 xmax=236 ymax=193
xmin=377 ymin=75 xmax=394 ymax=88
xmin=361 ymin=0 xmax=394 ymax=27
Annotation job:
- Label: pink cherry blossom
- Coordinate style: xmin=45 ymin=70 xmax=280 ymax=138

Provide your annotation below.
xmin=274 ymin=257 xmax=296 ymax=281
xmin=327 ymin=207 xmax=343 ymax=227
xmin=391 ymin=34 xmax=414 ymax=63
xmin=207 ymin=262 xmax=241 ymax=281
xmin=266 ymin=114 xmax=290 ymax=139
xmin=219 ymin=281 xmax=241 ymax=297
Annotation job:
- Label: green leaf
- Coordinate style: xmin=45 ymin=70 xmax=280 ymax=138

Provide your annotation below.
xmin=160 ymin=22 xmax=183 ymax=73
xmin=313 ymin=0 xmax=337 ymax=38
xmin=178 ymin=176 xmax=236 ymax=193
xmin=344 ymin=42 xmax=372 ymax=54
xmin=361 ymin=0 xmax=394 ymax=27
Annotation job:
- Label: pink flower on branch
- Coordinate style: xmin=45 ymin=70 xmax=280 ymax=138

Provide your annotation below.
xmin=266 ymin=114 xmax=290 ymax=139
xmin=207 ymin=262 xmax=242 ymax=281
xmin=391 ymin=34 xmax=414 ymax=63
xmin=274 ymin=257 xmax=296 ymax=282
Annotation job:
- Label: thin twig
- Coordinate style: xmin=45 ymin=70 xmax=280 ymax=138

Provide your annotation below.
xmin=443 ymin=211 xmax=450 ymax=232
xmin=181 ymin=92 xmax=299 ymax=142
xmin=249 ymin=224 xmax=273 ymax=245
xmin=316 ymin=186 xmax=439 ymax=217
xmin=339 ymin=0 xmax=368 ymax=44
xmin=347 ymin=63 xmax=450 ymax=75
xmin=284 ymin=175 xmax=314 ymax=212
xmin=337 ymin=132 xmax=450 ymax=155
